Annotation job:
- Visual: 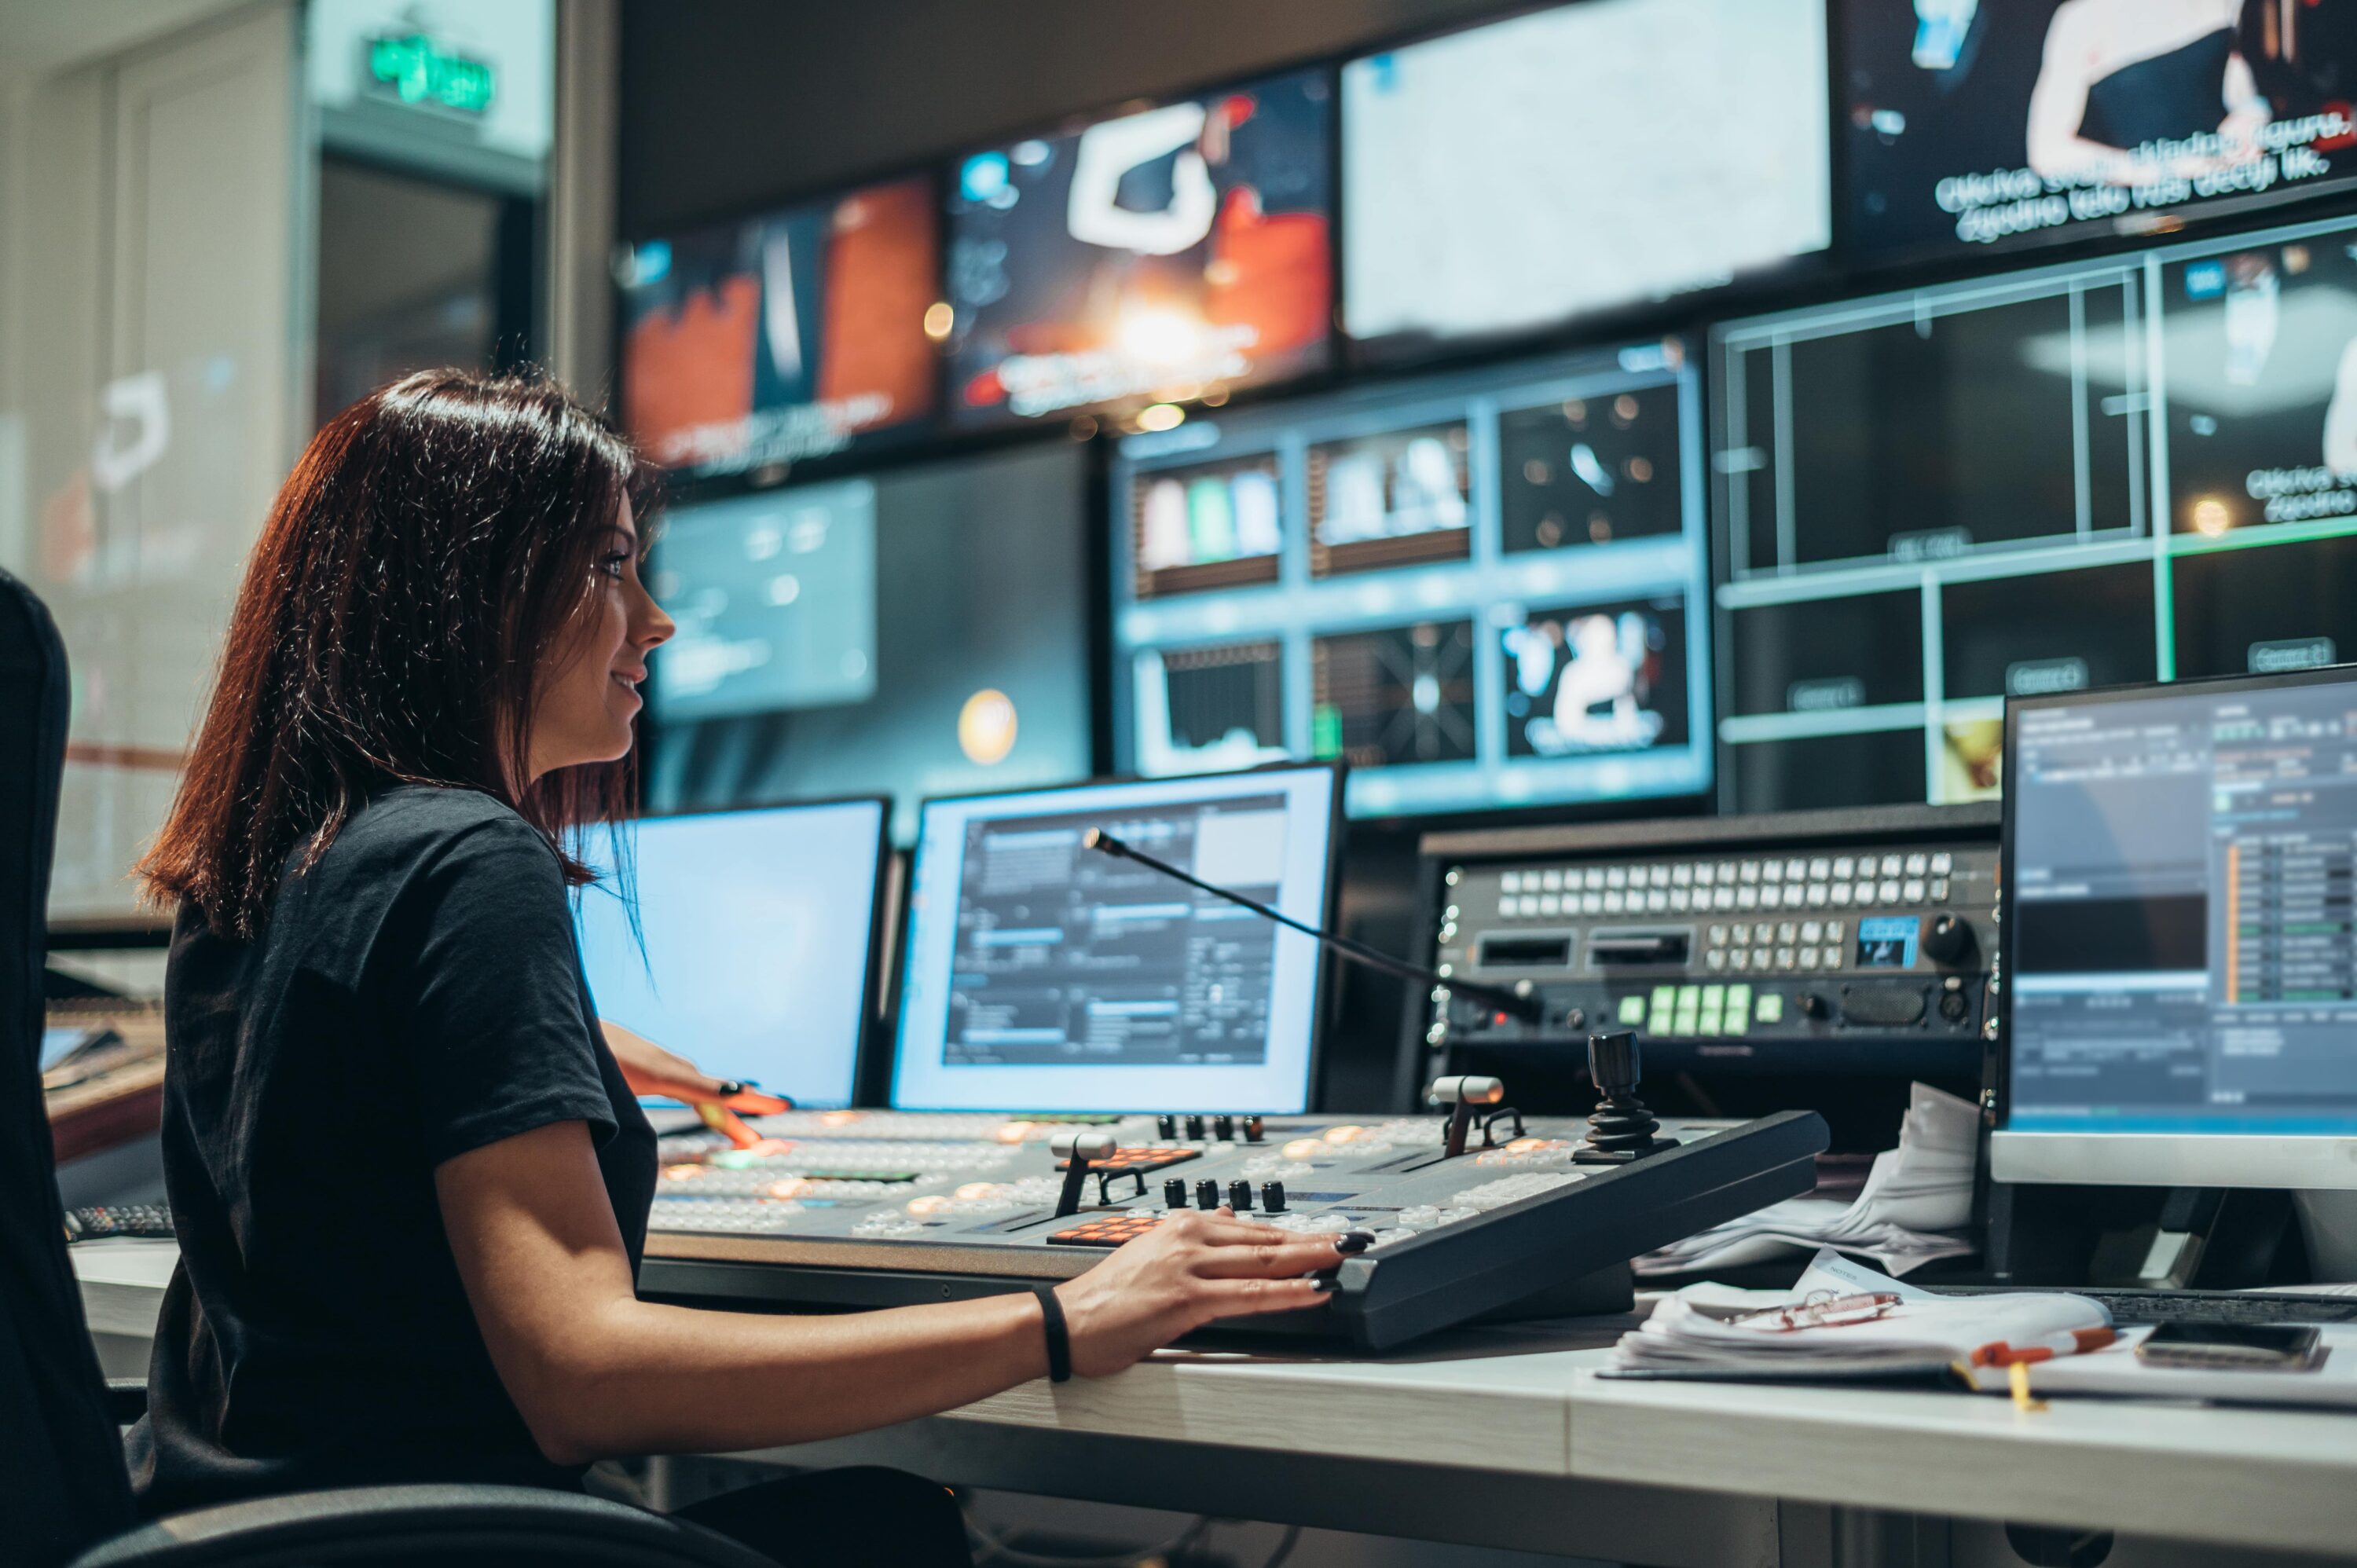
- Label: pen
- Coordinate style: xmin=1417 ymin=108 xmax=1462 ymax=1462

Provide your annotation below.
xmin=1971 ymin=1327 xmax=2117 ymax=1366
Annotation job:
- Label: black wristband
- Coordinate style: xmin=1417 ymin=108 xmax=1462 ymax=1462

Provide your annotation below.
xmin=1033 ymin=1284 xmax=1072 ymax=1383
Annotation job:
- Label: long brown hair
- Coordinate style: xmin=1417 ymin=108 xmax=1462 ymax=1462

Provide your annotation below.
xmin=140 ymin=370 xmax=656 ymax=938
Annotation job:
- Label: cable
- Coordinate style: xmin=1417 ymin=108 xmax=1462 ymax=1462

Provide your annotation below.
xmin=962 ymin=1504 xmax=1211 ymax=1567
xmin=1259 ymin=1524 xmax=1303 ymax=1568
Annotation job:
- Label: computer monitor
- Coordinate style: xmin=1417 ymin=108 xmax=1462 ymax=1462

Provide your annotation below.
xmin=1994 ymin=665 xmax=2357 ymax=1189
xmin=1109 ymin=341 xmax=1713 ymax=820
xmin=643 ymin=440 xmax=1097 ymax=843
xmin=889 ymin=765 xmax=1342 ymax=1113
xmin=574 ymin=798 xmax=893 ymax=1110
xmin=1342 ymin=0 xmax=1830 ymax=356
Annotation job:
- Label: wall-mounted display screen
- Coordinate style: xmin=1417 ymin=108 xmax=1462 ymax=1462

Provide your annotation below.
xmin=1846 ymin=0 xmax=2357 ymax=263
xmin=944 ymin=69 xmax=1332 ymax=425
xmin=645 ymin=441 xmax=1094 ymax=842
xmin=1714 ymin=208 xmax=2357 ymax=814
xmin=1113 ymin=343 xmax=1713 ymax=819
xmin=619 ymin=174 xmax=937 ymax=479
xmin=1342 ymin=0 xmax=1831 ymax=354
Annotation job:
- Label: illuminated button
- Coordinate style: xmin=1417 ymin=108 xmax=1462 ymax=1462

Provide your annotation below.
xmin=1881 ymin=855 xmax=1903 ymax=876
xmin=1521 ymin=896 xmax=1542 ymax=915
xmin=1776 ymin=921 xmax=1799 ymax=943
xmin=1585 ymin=868 xmax=1605 ymax=890
xmin=1740 ymin=861 xmax=1761 ymax=882
xmin=1695 ymin=863 xmax=1716 ymax=885
xmin=1677 ymin=984 xmax=1702 ymax=1010
xmin=1539 ymin=895 xmax=1561 ymax=915
xmin=1902 ymin=879 xmax=1925 ymax=903
xmin=1607 ymin=866 xmax=1628 ymax=888
xmin=1618 ymin=994 xmax=1648 ymax=1024
xmin=1670 ymin=888 xmax=1692 ymax=911
xmin=1673 ymin=863 xmax=1693 ymax=886
xmin=1541 ymin=869 xmax=1564 ymax=892
xmin=1797 ymin=947 xmax=1819 ymax=971
xmin=1776 ymin=947 xmax=1797 ymax=970
xmin=1649 ymin=985 xmax=1677 ymax=1032
xmin=1710 ymin=924 xmax=1729 ymax=945
xmin=1730 ymin=948 xmax=1751 ymax=971
xmin=1800 ymin=921 xmax=1823 ymax=943
xmin=1498 ymin=896 xmax=1515 ymax=916
xmin=1650 ymin=865 xmax=1671 ymax=888
xmin=1758 ymin=885 xmax=1783 ymax=909
xmin=1786 ymin=859 xmax=1808 ymax=881
xmin=1761 ymin=861 xmax=1783 ymax=882
xmin=1809 ymin=858 xmax=1831 ymax=878
xmin=1582 ymin=894 xmax=1604 ymax=914
xmin=1502 ymin=872 xmax=1523 ymax=893
xmin=1830 ymin=884 xmax=1853 ymax=907
xmin=1820 ymin=946 xmax=1844 ymax=970
xmin=1713 ymin=888 xmax=1736 ymax=910
xmin=1673 ymin=1003 xmax=1700 ymax=1036
xmin=1930 ymin=853 xmax=1953 ymax=875
xmin=1878 ymin=879 xmax=1901 ymax=903
xmin=1806 ymin=883 xmax=1828 ymax=906
xmin=1730 ymin=922 xmax=1751 ymax=943
xmin=1853 ymin=880 xmax=1877 ymax=903
xmin=1705 ymin=948 xmax=1727 ymax=971
xmin=1756 ymin=992 xmax=1786 ymax=1024
xmin=1604 ymin=891 xmax=1625 ymax=914
xmin=1827 ymin=920 xmax=1846 ymax=942
xmin=1904 ymin=854 xmax=1928 ymax=876
xmin=1833 ymin=856 xmax=1856 ymax=878
xmin=1647 ymin=890 xmax=1669 ymax=912
xmin=1701 ymin=984 xmax=1725 ymax=1010
xmin=1752 ymin=947 xmax=1772 ymax=969
xmin=1698 ymin=1009 xmax=1723 ymax=1037
xmin=1930 ymin=877 xmax=1951 ymax=902
xmin=1736 ymin=887 xmax=1758 ymax=910
xmin=1725 ymin=984 xmax=1753 ymax=1033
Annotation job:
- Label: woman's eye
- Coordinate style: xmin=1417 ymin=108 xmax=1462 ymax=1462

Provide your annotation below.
xmin=596 ymin=552 xmax=629 ymax=580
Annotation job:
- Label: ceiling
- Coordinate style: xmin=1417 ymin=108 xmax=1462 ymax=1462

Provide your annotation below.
xmin=0 ymin=0 xmax=258 ymax=86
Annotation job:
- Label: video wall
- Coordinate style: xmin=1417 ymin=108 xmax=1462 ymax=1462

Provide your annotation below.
xmin=625 ymin=0 xmax=2357 ymax=830
xmin=1109 ymin=343 xmax=1710 ymax=818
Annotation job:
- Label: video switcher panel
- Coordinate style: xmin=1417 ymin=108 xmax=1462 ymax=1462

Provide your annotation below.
xmin=1413 ymin=804 xmax=2001 ymax=1081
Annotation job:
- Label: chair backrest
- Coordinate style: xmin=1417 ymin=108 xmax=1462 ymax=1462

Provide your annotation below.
xmin=0 ymin=567 xmax=137 ymax=1565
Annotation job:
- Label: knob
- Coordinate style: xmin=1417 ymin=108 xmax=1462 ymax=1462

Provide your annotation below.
xmin=1185 ymin=1115 xmax=1207 ymax=1140
xmin=1242 ymin=1116 xmax=1265 ymax=1143
xmin=1562 ymin=1006 xmax=1587 ymax=1032
xmin=1798 ymin=993 xmax=1829 ymax=1020
xmin=1195 ymin=1178 xmax=1220 ymax=1210
xmin=1214 ymin=1115 xmax=1234 ymax=1141
xmin=1229 ymin=1180 xmax=1254 ymax=1211
xmin=1157 ymin=1114 xmax=1178 ymax=1139
xmin=1261 ymin=1181 xmax=1288 ymax=1213
xmin=1164 ymin=1178 xmax=1189 ymax=1208
xmin=1922 ymin=914 xmax=1975 ymax=966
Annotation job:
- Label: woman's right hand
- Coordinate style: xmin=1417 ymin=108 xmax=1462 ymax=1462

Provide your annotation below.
xmin=1052 ymin=1210 xmax=1354 ymax=1377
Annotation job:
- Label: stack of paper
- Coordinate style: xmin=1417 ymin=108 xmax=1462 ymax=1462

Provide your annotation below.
xmin=1609 ymin=1249 xmax=2110 ymax=1379
xmin=1635 ymin=1082 xmax=1980 ymax=1277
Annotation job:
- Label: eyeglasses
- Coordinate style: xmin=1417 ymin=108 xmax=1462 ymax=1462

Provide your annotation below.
xmin=1730 ymin=1289 xmax=1901 ymax=1332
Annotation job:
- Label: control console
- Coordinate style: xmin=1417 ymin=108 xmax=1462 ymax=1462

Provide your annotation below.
xmin=1409 ymin=804 xmax=2000 ymax=1084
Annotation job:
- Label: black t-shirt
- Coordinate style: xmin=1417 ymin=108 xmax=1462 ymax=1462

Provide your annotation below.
xmin=130 ymin=786 xmax=656 ymax=1515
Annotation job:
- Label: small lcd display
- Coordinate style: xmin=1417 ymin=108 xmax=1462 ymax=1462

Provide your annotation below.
xmin=1857 ymin=916 xmax=1923 ymax=969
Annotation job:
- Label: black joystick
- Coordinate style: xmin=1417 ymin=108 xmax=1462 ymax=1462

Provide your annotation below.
xmin=1574 ymin=1031 xmax=1679 ymax=1165
xmin=1051 ymin=1131 xmax=1120 ymax=1216
xmin=1185 ymin=1115 xmax=1207 ymax=1140
xmin=1430 ymin=1075 xmax=1505 ymax=1160
xmin=1922 ymin=913 xmax=1975 ymax=966
xmin=1164 ymin=1177 xmax=1189 ymax=1209
xmin=1229 ymin=1179 xmax=1253 ymax=1212
xmin=1260 ymin=1181 xmax=1288 ymax=1213
xmin=1195 ymin=1178 xmax=1221 ymax=1210
xmin=1157 ymin=1114 xmax=1178 ymax=1140
xmin=1214 ymin=1115 xmax=1235 ymax=1141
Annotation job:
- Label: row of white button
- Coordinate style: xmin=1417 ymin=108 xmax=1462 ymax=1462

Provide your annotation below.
xmin=1498 ymin=852 xmax=1954 ymax=898
xmin=1706 ymin=945 xmax=1844 ymax=973
xmin=1500 ymin=878 xmax=1952 ymax=919
xmin=1710 ymin=920 xmax=1846 ymax=945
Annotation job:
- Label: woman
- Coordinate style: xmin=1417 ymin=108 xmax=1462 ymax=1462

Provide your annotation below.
xmin=2025 ymin=0 xmax=2267 ymax=186
xmin=128 ymin=371 xmax=1344 ymax=1565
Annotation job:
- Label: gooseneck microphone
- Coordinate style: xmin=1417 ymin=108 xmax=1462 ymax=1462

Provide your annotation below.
xmin=1081 ymin=828 xmax=1545 ymax=1025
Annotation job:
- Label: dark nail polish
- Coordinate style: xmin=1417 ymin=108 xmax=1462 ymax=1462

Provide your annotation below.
xmin=1336 ymin=1231 xmax=1374 ymax=1254
xmin=716 ymin=1080 xmax=746 ymax=1097
xmin=1310 ymin=1274 xmax=1340 ymax=1292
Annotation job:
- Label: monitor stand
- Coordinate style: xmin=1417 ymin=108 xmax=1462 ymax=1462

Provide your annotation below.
xmin=2294 ymin=1190 xmax=2357 ymax=1284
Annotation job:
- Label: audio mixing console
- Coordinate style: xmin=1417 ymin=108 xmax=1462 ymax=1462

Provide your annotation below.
xmin=636 ymin=1101 xmax=1827 ymax=1348
xmin=1409 ymin=804 xmax=2002 ymax=1086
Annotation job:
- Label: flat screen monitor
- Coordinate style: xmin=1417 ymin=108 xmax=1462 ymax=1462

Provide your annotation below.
xmin=1845 ymin=0 xmax=2357 ymax=266
xmin=1110 ymin=342 xmax=1713 ymax=819
xmin=574 ymin=799 xmax=892 ymax=1110
xmin=618 ymin=174 xmax=937 ymax=479
xmin=643 ymin=441 xmax=1095 ymax=843
xmin=890 ymin=766 xmax=1341 ymax=1114
xmin=942 ymin=68 xmax=1332 ymax=426
xmin=1712 ymin=207 xmax=2357 ymax=817
xmin=1342 ymin=0 xmax=1831 ymax=354
xmin=1995 ymin=664 xmax=2357 ymax=1188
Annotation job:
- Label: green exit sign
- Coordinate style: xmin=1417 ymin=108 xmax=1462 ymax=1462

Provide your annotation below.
xmin=367 ymin=33 xmax=495 ymax=115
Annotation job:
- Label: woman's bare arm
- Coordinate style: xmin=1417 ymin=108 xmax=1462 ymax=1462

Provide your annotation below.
xmin=436 ymin=1119 xmax=1343 ymax=1464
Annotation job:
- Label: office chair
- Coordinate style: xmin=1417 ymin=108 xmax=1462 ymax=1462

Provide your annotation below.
xmin=0 ymin=567 xmax=778 ymax=1568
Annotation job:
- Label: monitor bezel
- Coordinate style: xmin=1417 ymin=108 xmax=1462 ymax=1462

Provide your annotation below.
xmin=885 ymin=760 xmax=1347 ymax=1114
xmin=591 ymin=793 xmax=896 ymax=1112
xmin=1993 ymin=662 xmax=2357 ymax=1189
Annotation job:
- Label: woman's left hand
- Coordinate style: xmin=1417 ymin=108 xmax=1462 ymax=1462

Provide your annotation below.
xmin=600 ymin=1020 xmax=791 ymax=1112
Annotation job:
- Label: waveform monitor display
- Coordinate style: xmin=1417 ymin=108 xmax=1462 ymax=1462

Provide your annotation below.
xmin=892 ymin=767 xmax=1340 ymax=1113
xmin=1113 ymin=343 xmax=1714 ymax=820
xmin=1342 ymin=0 xmax=1830 ymax=355
xmin=618 ymin=176 xmax=937 ymax=479
xmin=944 ymin=69 xmax=1332 ymax=426
xmin=645 ymin=442 xmax=1094 ymax=843
xmin=1714 ymin=208 xmax=2357 ymax=815
xmin=575 ymin=800 xmax=890 ymax=1110
xmin=1846 ymin=0 xmax=2357 ymax=263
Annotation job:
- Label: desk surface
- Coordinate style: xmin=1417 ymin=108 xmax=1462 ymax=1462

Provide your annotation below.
xmin=74 ymin=1242 xmax=2357 ymax=1561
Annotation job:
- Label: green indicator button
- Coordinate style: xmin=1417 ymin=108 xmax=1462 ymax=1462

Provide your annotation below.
xmin=1676 ymin=984 xmax=1702 ymax=1010
xmin=1652 ymin=984 xmax=1678 ymax=1015
xmin=1618 ymin=994 xmax=1648 ymax=1024
xmin=1726 ymin=984 xmax=1753 ymax=1033
xmin=1673 ymin=1006 xmax=1700 ymax=1036
xmin=1701 ymin=984 xmax=1725 ymax=1009
xmin=1698 ymin=1009 xmax=1724 ymax=1037
xmin=1755 ymin=992 xmax=1786 ymax=1024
